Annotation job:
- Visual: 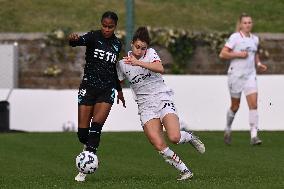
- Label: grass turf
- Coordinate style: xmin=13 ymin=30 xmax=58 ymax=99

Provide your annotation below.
xmin=0 ymin=131 xmax=283 ymax=189
xmin=0 ymin=0 xmax=284 ymax=32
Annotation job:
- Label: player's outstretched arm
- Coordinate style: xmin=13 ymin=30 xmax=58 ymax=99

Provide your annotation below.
xmin=68 ymin=33 xmax=88 ymax=47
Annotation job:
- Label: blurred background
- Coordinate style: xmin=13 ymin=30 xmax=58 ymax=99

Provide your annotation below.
xmin=0 ymin=0 xmax=283 ymax=132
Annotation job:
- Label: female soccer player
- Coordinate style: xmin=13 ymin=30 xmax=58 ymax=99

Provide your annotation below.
xmin=219 ymin=13 xmax=267 ymax=145
xmin=117 ymin=27 xmax=205 ymax=181
xmin=69 ymin=11 xmax=126 ymax=182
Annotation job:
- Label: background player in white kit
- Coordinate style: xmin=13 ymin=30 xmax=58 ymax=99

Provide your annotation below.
xmin=219 ymin=13 xmax=267 ymax=145
xmin=117 ymin=27 xmax=205 ymax=181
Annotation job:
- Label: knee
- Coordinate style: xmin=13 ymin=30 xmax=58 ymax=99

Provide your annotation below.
xmin=249 ymin=104 xmax=258 ymax=110
xmin=230 ymin=104 xmax=240 ymax=112
xmin=168 ymin=134 xmax=181 ymax=144
xmin=153 ymin=141 xmax=167 ymax=151
xmin=92 ymin=118 xmax=105 ymax=125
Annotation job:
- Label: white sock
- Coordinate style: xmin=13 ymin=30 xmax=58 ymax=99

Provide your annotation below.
xmin=249 ymin=109 xmax=258 ymax=138
xmin=159 ymin=147 xmax=189 ymax=173
xmin=226 ymin=109 xmax=236 ymax=132
xmin=178 ymin=131 xmax=193 ymax=144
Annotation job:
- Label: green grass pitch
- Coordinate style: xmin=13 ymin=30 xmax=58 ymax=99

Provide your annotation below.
xmin=0 ymin=131 xmax=283 ymax=189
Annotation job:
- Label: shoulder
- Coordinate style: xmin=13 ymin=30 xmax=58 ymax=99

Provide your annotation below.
xmin=146 ymin=48 xmax=161 ymax=61
xmin=92 ymin=30 xmax=101 ymax=35
xmin=229 ymin=32 xmax=241 ymax=40
xmin=251 ymin=33 xmax=259 ymax=43
xmin=82 ymin=30 xmax=99 ymax=41
xmin=225 ymin=32 xmax=241 ymax=48
xmin=92 ymin=30 xmax=102 ymax=39
xmin=84 ymin=30 xmax=98 ymax=36
xmin=113 ymin=36 xmax=122 ymax=46
xmin=146 ymin=48 xmax=158 ymax=56
xmin=147 ymin=48 xmax=156 ymax=53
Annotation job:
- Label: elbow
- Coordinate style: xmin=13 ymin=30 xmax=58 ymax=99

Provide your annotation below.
xmin=69 ymin=41 xmax=75 ymax=47
xmin=160 ymin=67 xmax=165 ymax=74
xmin=158 ymin=62 xmax=165 ymax=74
xmin=158 ymin=65 xmax=165 ymax=74
xmin=219 ymin=53 xmax=224 ymax=59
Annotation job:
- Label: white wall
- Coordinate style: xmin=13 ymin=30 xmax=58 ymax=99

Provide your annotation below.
xmin=0 ymin=44 xmax=18 ymax=88
xmin=0 ymin=75 xmax=283 ymax=132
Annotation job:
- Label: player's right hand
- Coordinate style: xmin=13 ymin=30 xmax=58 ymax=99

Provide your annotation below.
xmin=238 ymin=51 xmax=248 ymax=58
xmin=68 ymin=33 xmax=80 ymax=41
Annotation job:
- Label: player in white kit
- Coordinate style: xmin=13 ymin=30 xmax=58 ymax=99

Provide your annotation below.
xmin=117 ymin=27 xmax=205 ymax=181
xmin=219 ymin=13 xmax=267 ymax=145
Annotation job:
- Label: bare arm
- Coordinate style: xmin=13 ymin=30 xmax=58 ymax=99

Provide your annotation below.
xmin=123 ymin=55 xmax=164 ymax=74
xmin=219 ymin=46 xmax=248 ymax=60
xmin=255 ymin=53 xmax=267 ymax=72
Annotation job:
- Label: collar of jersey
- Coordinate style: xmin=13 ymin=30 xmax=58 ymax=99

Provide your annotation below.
xmin=239 ymin=31 xmax=252 ymax=38
xmin=128 ymin=50 xmax=148 ymax=60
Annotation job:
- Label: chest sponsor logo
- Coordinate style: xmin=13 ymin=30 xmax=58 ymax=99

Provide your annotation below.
xmin=130 ymin=73 xmax=151 ymax=84
xmin=242 ymin=46 xmax=256 ymax=53
xmin=93 ymin=49 xmax=117 ymax=63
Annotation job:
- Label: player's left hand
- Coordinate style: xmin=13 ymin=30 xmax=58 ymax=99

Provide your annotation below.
xmin=123 ymin=55 xmax=140 ymax=66
xmin=117 ymin=91 xmax=126 ymax=108
xmin=257 ymin=63 xmax=267 ymax=73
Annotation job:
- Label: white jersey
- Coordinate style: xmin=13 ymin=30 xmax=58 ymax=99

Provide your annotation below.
xmin=225 ymin=32 xmax=259 ymax=77
xmin=117 ymin=48 xmax=173 ymax=104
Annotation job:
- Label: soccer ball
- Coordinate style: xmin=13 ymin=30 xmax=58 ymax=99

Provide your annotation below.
xmin=75 ymin=151 xmax=99 ymax=174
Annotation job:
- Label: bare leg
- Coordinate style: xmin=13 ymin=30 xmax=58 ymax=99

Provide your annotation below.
xmin=227 ymin=97 xmax=241 ymax=130
xmin=162 ymin=113 xmax=205 ymax=153
xmin=143 ymin=118 xmax=167 ymax=151
xmin=162 ymin=114 xmax=181 ymax=144
xmin=78 ymin=105 xmax=94 ymax=129
xmin=143 ymin=119 xmax=191 ymax=175
xmin=224 ymin=97 xmax=241 ymax=144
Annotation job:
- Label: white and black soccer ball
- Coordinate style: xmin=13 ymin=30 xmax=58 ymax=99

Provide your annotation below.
xmin=75 ymin=151 xmax=99 ymax=174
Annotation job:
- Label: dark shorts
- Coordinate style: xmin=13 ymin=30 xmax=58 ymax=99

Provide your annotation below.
xmin=78 ymin=86 xmax=116 ymax=106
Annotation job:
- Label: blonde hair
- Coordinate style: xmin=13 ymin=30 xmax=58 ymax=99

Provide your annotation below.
xmin=235 ymin=13 xmax=252 ymax=32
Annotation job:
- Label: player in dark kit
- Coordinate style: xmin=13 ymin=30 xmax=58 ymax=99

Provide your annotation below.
xmin=69 ymin=11 xmax=126 ymax=182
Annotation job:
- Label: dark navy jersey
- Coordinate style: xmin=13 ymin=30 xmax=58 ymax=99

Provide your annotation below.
xmin=69 ymin=30 xmax=122 ymax=91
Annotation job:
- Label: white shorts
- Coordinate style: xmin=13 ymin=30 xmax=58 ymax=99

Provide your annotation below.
xmin=228 ymin=74 xmax=258 ymax=98
xmin=138 ymin=92 xmax=178 ymax=126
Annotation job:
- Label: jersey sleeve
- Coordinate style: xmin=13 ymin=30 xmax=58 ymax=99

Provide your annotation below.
xmin=148 ymin=48 xmax=161 ymax=63
xmin=224 ymin=34 xmax=237 ymax=50
xmin=254 ymin=35 xmax=260 ymax=47
xmin=69 ymin=31 xmax=94 ymax=47
xmin=114 ymin=65 xmax=122 ymax=91
xmin=116 ymin=60 xmax=125 ymax=81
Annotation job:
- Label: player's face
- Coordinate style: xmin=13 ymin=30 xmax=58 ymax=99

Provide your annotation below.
xmin=240 ymin=17 xmax=253 ymax=33
xmin=131 ymin=40 xmax=147 ymax=58
xmin=101 ymin=18 xmax=116 ymax=38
